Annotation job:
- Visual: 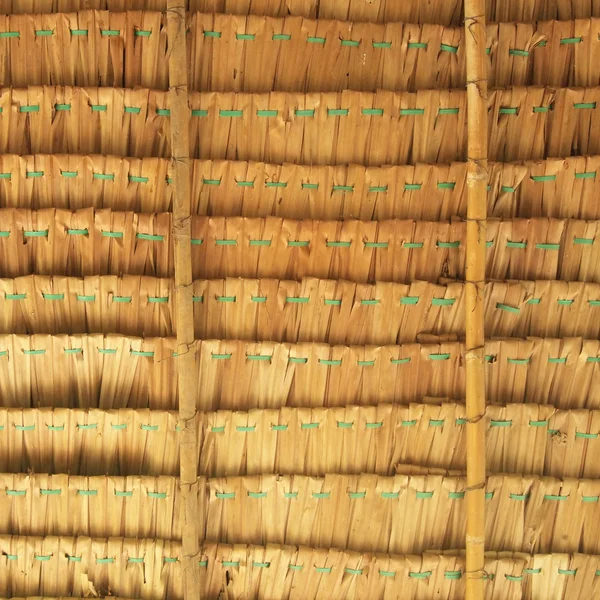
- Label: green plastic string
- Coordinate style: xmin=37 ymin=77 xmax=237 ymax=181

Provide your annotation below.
xmin=134 ymin=30 xmax=152 ymax=37
xmin=94 ymin=173 xmax=114 ymax=181
xmin=509 ymin=493 xmax=530 ymax=500
xmin=312 ymin=492 xmax=330 ymax=499
xmin=286 ymin=296 xmax=309 ymax=303
xmin=367 ymin=422 xmax=384 ymax=429
xmin=318 ymin=359 xmax=341 ymax=366
xmin=432 ymin=298 xmax=456 ymax=307
xmin=295 ymin=109 xmax=315 ymax=117
xmin=381 ymin=491 xmax=399 ymax=499
xmin=506 ymin=240 xmax=527 ymax=249
xmin=101 ymin=30 xmax=120 ymax=36
xmin=390 ymin=358 xmax=411 ymax=364
xmin=20 ymin=105 xmax=39 ymax=113
xmin=216 ymin=296 xmax=236 ymax=302
xmin=535 ymin=243 xmax=560 ymax=250
xmin=574 ymin=102 xmax=597 ymax=109
xmin=403 ymin=242 xmax=423 ymax=248
xmin=301 ymin=183 xmax=318 ymax=189
xmin=507 ymin=358 xmax=530 ymax=365
xmin=558 ymin=569 xmax=577 ymax=576
xmin=216 ymin=492 xmax=235 ymax=499
xmin=43 ymin=293 xmax=64 ymax=300
xmin=524 ymin=568 xmax=542 ymax=574
xmin=237 ymin=425 xmax=257 ymax=432
xmin=499 ymin=107 xmax=518 ymax=115
xmin=575 ymin=171 xmax=596 ymax=179
xmin=438 ymin=108 xmax=459 ymax=115
xmin=272 ymin=34 xmax=291 ymax=41
xmin=373 ymin=41 xmax=392 ymax=48
xmin=429 ymin=419 xmax=445 ymax=427
xmin=440 ymin=43 xmax=458 ymax=53
xmin=509 ymin=49 xmax=529 ymax=57
xmin=340 ymin=39 xmax=360 ymax=47
xmin=362 ymin=108 xmax=384 ymax=116
xmin=445 ymin=571 xmax=462 ymax=580
xmin=236 ymin=33 xmax=255 ymax=41
xmin=400 ymin=108 xmax=424 ymax=116
xmin=192 ymin=109 xmax=208 ymax=117
xmin=219 ymin=110 xmax=243 ymax=117
xmin=496 ymin=303 xmax=519 ymax=314
xmin=416 ymin=491 xmax=434 ymax=499
xmin=408 ymin=42 xmax=427 ymax=49
xmin=544 ymin=494 xmax=568 ymax=501
xmin=328 ymin=109 xmax=349 ymax=116
xmin=204 ymin=31 xmax=221 ymax=38
xmin=365 ymin=242 xmax=389 ymax=248
xmin=307 ymin=36 xmax=326 ymax=44
xmin=257 ymin=110 xmax=278 ymax=117
xmin=437 ymin=240 xmax=460 ymax=248
xmin=379 ymin=570 xmax=396 ymax=577
xmin=369 ymin=185 xmax=388 ymax=192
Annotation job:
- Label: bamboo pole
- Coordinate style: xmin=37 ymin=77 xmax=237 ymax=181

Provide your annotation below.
xmin=167 ymin=3 xmax=201 ymax=599
xmin=463 ymin=0 xmax=488 ymax=598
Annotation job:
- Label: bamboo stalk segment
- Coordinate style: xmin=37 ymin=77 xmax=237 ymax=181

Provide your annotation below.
xmin=5 ymin=154 xmax=600 ymax=222
xmin=167 ymin=1 xmax=201 ymax=598
xmin=464 ymin=0 xmax=488 ymax=594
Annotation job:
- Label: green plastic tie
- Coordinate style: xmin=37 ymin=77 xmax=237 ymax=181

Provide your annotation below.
xmin=507 ymin=358 xmax=530 ymax=365
xmin=47 ymin=425 xmax=64 ymax=431
xmin=6 ymin=490 xmax=26 ymax=496
xmin=408 ymin=42 xmax=427 ymax=49
xmin=506 ymin=240 xmax=527 ymax=248
xmin=216 ymin=296 xmax=236 ymax=302
xmin=315 ymin=566 xmax=332 ymax=573
xmin=24 ymin=229 xmax=48 ymax=237
xmin=362 ymin=108 xmax=384 ymax=116
xmin=70 ymin=29 xmax=88 ymax=35
xmin=43 ymin=293 xmax=64 ymax=300
xmin=156 ymin=109 xmax=170 ymax=117
xmin=440 ymin=43 xmax=458 ymax=52
xmin=112 ymin=296 xmax=131 ymax=303
xmin=365 ymin=242 xmax=389 ymax=248
xmin=148 ymin=492 xmax=167 ymax=499
xmin=324 ymin=299 xmax=341 ymax=306
xmin=496 ymin=303 xmax=520 ymax=314
xmin=558 ymin=569 xmax=577 ymax=575
xmin=575 ymin=171 xmax=596 ymax=179
xmin=134 ymin=30 xmax=152 ymax=37
xmin=575 ymin=431 xmax=599 ymax=438
xmin=429 ymin=353 xmax=450 ymax=360
xmin=289 ymin=564 xmax=303 ymax=570
xmin=438 ymin=108 xmax=459 ymax=115
xmin=128 ymin=557 xmax=145 ymax=563
xmin=203 ymin=31 xmax=221 ymax=38
xmin=246 ymin=355 xmax=271 ymax=361
xmin=301 ymin=183 xmax=318 ymax=189
xmin=379 ymin=570 xmax=396 ymax=577
xmin=535 ymin=243 xmax=560 ymax=250
xmin=286 ymin=296 xmax=309 ymax=303
xmin=318 ymin=359 xmax=341 ymax=366
xmin=381 ymin=492 xmax=399 ymax=499
xmin=583 ymin=496 xmax=600 ymax=502
xmin=307 ymin=36 xmax=326 ymax=44
xmin=587 ymin=357 xmax=600 ymax=363
xmin=67 ymin=228 xmax=87 ymax=235
xmin=501 ymin=186 xmax=516 ymax=193
xmin=529 ymin=420 xmax=549 ymax=427
xmin=437 ymin=240 xmax=460 ymax=248
xmin=589 ymin=300 xmax=600 ymax=306
xmin=295 ymin=109 xmax=315 ymax=117
xmin=312 ymin=492 xmax=330 ymax=499
xmin=357 ymin=360 xmax=375 ymax=367
xmin=509 ymin=493 xmax=530 ymax=500
xmin=98 ymin=348 xmax=117 ymax=354
xmin=437 ymin=182 xmax=456 ymax=190
xmin=219 ymin=110 xmax=243 ymax=117
xmin=404 ymin=183 xmax=423 ymax=191
xmin=449 ymin=491 xmax=465 ymax=499
xmin=486 ymin=492 xmax=494 ymax=499
xmin=15 ymin=424 xmax=35 ymax=431
xmin=90 ymin=105 xmax=107 ymax=112
xmin=129 ymin=175 xmax=148 ymax=183
xmin=148 ymin=296 xmax=168 ymax=304
xmin=0 ymin=173 xmax=10 ymax=180
xmin=20 ymin=106 xmax=40 ymax=113
xmin=223 ymin=561 xmax=240 ymax=567
xmin=361 ymin=299 xmax=380 ymax=305
xmin=560 ymin=37 xmax=582 ymax=44
xmin=331 ymin=185 xmax=353 ymax=192
xmin=136 ymin=233 xmax=164 ymax=241
xmin=533 ymin=105 xmax=552 ymax=113
xmin=557 ymin=299 xmax=574 ymax=306
xmin=390 ymin=358 xmax=411 ymax=364
xmin=490 ymin=420 xmax=512 ymax=428
xmin=77 ymin=489 xmax=98 ymax=496
xmin=141 ymin=424 xmax=159 ymax=431
xmin=288 ymin=357 xmax=308 ymax=364
xmin=574 ymin=238 xmax=594 ymax=245
xmin=192 ymin=295 xmax=204 ymax=302
xmin=506 ymin=575 xmax=523 ymax=581
xmin=284 ymin=491 xmax=298 ymax=498
xmin=524 ymin=568 xmax=542 ymax=574
xmin=403 ymin=242 xmax=423 ymax=248
xmin=302 ymin=423 xmax=320 ymax=430
xmin=0 ymin=32 xmax=19 ymax=38
xmin=345 ymin=567 xmax=363 ymax=575
xmin=237 ymin=425 xmax=257 ymax=432
xmin=192 ymin=109 xmax=208 ymax=117
xmin=272 ymin=34 xmax=291 ymax=41
xmin=61 ymin=171 xmax=79 ymax=179
xmin=400 ymin=298 xmax=418 ymax=307
xmin=337 ymin=421 xmax=353 ymax=429
xmin=373 ymin=41 xmax=392 ymax=48
xmin=64 ymin=348 xmax=83 ymax=355
xmin=236 ymin=180 xmax=254 ymax=187
xmin=40 ymin=489 xmax=61 ymax=496
xmin=115 ymin=490 xmax=133 ymax=497
xmin=574 ymin=102 xmax=597 ymax=109
xmin=416 ymin=491 xmax=434 ymax=499
xmin=257 ymin=110 xmax=278 ymax=117
xmin=544 ymin=494 xmax=568 ymax=501
xmin=340 ymin=39 xmax=360 ymax=47
xmin=445 ymin=571 xmax=462 ymax=580
xmin=55 ymin=104 xmax=71 ymax=111
xmin=527 ymin=298 xmax=541 ymax=304
xmin=253 ymin=561 xmax=271 ymax=567
xmin=251 ymin=296 xmax=267 ymax=302
xmin=111 ymin=424 xmax=127 ymax=430
xmin=211 ymin=426 xmax=225 ymax=433
xmin=400 ymin=108 xmax=425 ymax=116
xmin=509 ymin=49 xmax=529 ymax=57
xmin=94 ymin=173 xmax=114 ymax=180
xmin=531 ymin=175 xmax=557 ymax=182
xmin=366 ymin=422 xmax=384 ymax=429
xmin=349 ymin=492 xmax=367 ymax=500
xmin=236 ymin=34 xmax=255 ymax=41
xmin=369 ymin=185 xmax=388 ymax=192
xmin=328 ymin=109 xmax=349 ymax=116
xmin=265 ymin=181 xmax=286 ymax=188
xmin=216 ymin=492 xmax=235 ymax=499
xmin=211 ymin=353 xmax=232 ymax=360
xmin=499 ymin=107 xmax=519 ymax=115
xmin=101 ymin=30 xmax=119 ymax=36
xmin=77 ymin=423 xmax=98 ymax=430
xmin=429 ymin=419 xmax=445 ymax=427
xmin=271 ymin=424 xmax=288 ymax=431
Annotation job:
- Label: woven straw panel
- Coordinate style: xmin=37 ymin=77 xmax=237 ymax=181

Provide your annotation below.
xmin=1 ymin=473 xmax=600 ymax=554
xmin=0 ymin=536 xmax=182 ymax=600
xmin=1 ymin=540 xmax=598 ymax=600
xmin=2 ymin=404 xmax=599 ymax=479
xmin=1 ymin=0 xmax=599 ymax=25
xmin=4 ymin=155 xmax=600 ymax=221
xmin=2 ymin=335 xmax=600 ymax=410
xmin=1 ymin=14 xmax=599 ymax=91
xmin=4 ymin=275 xmax=600 ymax=341
xmin=0 ymin=87 xmax=597 ymax=164
xmin=7 ymin=212 xmax=600 ymax=284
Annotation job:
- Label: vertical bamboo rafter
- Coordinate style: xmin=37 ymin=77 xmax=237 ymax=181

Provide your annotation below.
xmin=464 ymin=0 xmax=488 ymax=598
xmin=167 ymin=3 xmax=201 ymax=598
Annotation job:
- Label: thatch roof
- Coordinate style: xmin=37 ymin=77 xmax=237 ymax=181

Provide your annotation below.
xmin=1 ymin=0 xmax=599 ymax=598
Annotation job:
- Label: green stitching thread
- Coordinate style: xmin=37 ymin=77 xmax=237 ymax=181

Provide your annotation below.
xmin=496 ymin=303 xmax=520 ymax=314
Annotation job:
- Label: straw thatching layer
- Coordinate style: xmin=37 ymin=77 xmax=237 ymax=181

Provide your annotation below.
xmin=1 ymin=87 xmax=599 ymax=164
xmin=1 ymin=537 xmax=599 ymax=600
xmin=0 ymin=536 xmax=182 ymax=600
xmin=4 ymin=155 xmax=600 ymax=221
xmin=4 ymin=276 xmax=600 ymax=342
xmin=4 ymin=212 xmax=600 ymax=284
xmin=1 ymin=403 xmax=599 ymax=479
xmin=2 ymin=473 xmax=600 ymax=554
xmin=1 ymin=0 xmax=599 ymax=25
xmin=2 ymin=335 xmax=600 ymax=410
xmin=1 ymin=14 xmax=599 ymax=91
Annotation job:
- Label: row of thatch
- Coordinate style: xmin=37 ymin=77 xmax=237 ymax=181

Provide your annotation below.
xmin=4 ymin=276 xmax=600 ymax=341
xmin=0 ymin=403 xmax=599 ymax=478
xmin=2 ymin=334 xmax=600 ymax=409
xmin=3 ymin=154 xmax=600 ymax=220
xmin=1 ymin=537 xmax=599 ymax=600
xmin=3 ymin=473 xmax=600 ymax=554
xmin=0 ymin=86 xmax=599 ymax=163
xmin=1 ymin=13 xmax=600 ymax=90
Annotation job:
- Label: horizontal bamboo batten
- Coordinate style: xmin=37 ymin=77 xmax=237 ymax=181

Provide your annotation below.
xmin=0 ymin=14 xmax=599 ymax=91
xmin=4 ymin=211 xmax=600 ymax=284
xmin=1 ymin=86 xmax=600 ymax=163
xmin=0 ymin=0 xmax=598 ymax=25
xmin=1 ymin=403 xmax=600 ymax=479
xmin=1 ymin=335 xmax=600 ymax=410
xmin=0 ymin=537 xmax=598 ymax=600
xmin=4 ymin=276 xmax=600 ymax=342
xmin=3 ymin=154 xmax=600 ymax=221
xmin=1 ymin=473 xmax=600 ymax=554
